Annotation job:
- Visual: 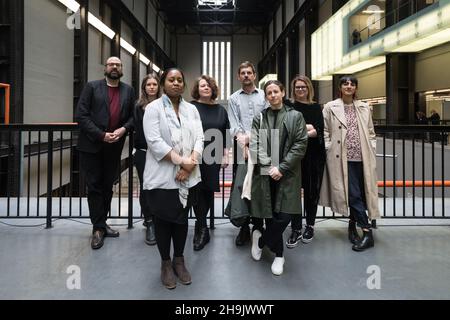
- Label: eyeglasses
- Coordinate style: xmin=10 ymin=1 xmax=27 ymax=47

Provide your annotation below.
xmin=106 ymin=63 xmax=122 ymax=67
xmin=295 ymin=86 xmax=308 ymax=90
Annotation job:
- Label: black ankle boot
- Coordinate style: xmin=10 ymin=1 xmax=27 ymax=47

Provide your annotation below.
xmin=352 ymin=229 xmax=374 ymax=252
xmin=145 ymin=220 xmax=156 ymax=246
xmin=348 ymin=220 xmax=360 ymax=245
xmin=193 ymin=222 xmax=200 ymax=246
xmin=194 ymin=226 xmax=210 ymax=251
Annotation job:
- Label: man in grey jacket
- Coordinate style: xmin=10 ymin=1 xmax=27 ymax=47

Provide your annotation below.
xmin=227 ymin=61 xmax=268 ymax=246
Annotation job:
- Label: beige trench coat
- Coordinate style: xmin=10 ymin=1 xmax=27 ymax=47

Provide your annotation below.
xmin=319 ymin=98 xmax=380 ymax=219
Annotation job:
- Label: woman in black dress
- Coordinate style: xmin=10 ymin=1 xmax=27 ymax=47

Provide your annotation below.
xmin=134 ymin=73 xmax=161 ymax=245
xmin=191 ymin=75 xmax=231 ymax=251
xmin=285 ymin=75 xmax=326 ymax=248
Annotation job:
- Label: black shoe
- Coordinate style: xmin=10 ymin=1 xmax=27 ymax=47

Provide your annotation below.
xmin=348 ymin=220 xmax=360 ymax=245
xmin=145 ymin=220 xmax=156 ymax=246
xmin=301 ymin=225 xmax=314 ymax=243
xmin=235 ymin=225 xmax=250 ymax=246
xmin=104 ymin=225 xmax=120 ymax=238
xmin=286 ymin=229 xmax=302 ymax=248
xmin=91 ymin=230 xmax=105 ymax=250
xmin=193 ymin=226 xmax=210 ymax=251
xmin=352 ymin=229 xmax=374 ymax=252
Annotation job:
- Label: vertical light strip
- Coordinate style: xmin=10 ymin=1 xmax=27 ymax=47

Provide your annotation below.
xmin=203 ymin=42 xmax=208 ymax=75
xmin=220 ymin=42 xmax=225 ymax=100
xmin=215 ymin=42 xmax=220 ymax=84
xmin=209 ymin=42 xmax=213 ymax=77
xmin=226 ymin=41 xmax=231 ymax=99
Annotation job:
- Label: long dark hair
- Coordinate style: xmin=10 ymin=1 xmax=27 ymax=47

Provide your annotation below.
xmin=137 ymin=73 xmax=161 ymax=109
xmin=338 ymin=75 xmax=358 ymax=100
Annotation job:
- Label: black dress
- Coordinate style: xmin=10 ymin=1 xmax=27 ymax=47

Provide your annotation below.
xmin=286 ymin=100 xmax=326 ymax=213
xmin=191 ymin=101 xmax=231 ymax=192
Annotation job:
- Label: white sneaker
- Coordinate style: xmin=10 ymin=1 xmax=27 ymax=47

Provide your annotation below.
xmin=271 ymin=257 xmax=285 ymax=275
xmin=251 ymin=230 xmax=263 ymax=261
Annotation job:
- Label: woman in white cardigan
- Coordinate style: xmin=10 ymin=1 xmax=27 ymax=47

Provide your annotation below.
xmin=143 ymin=68 xmax=204 ymax=289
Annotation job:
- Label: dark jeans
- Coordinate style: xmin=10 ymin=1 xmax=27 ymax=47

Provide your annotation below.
xmin=260 ymin=212 xmax=291 ymax=257
xmin=290 ymin=198 xmax=319 ymax=230
xmin=153 ymin=216 xmax=188 ymax=261
xmin=193 ymin=188 xmax=214 ymax=228
xmin=134 ymin=149 xmax=153 ymax=222
xmin=79 ymin=143 xmax=123 ymax=232
xmin=348 ymin=161 xmax=371 ymax=229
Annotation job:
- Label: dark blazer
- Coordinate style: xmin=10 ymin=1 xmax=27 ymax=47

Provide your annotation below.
xmin=75 ymin=79 xmax=135 ymax=153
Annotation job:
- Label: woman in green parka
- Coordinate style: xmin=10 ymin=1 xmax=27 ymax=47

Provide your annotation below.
xmin=248 ymin=80 xmax=308 ymax=275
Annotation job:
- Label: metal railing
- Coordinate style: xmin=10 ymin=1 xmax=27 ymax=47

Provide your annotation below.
xmin=0 ymin=124 xmax=449 ymax=229
xmin=0 ymin=83 xmax=10 ymax=124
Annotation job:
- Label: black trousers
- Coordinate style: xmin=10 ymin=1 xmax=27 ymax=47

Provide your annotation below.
xmin=291 ymin=155 xmax=324 ymax=230
xmin=348 ymin=161 xmax=371 ymax=229
xmin=134 ymin=149 xmax=153 ymax=222
xmin=193 ymin=188 xmax=214 ymax=228
xmin=260 ymin=211 xmax=291 ymax=257
xmin=153 ymin=216 xmax=188 ymax=261
xmin=79 ymin=142 xmax=123 ymax=232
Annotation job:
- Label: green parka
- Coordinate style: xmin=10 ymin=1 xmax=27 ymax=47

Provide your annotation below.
xmin=249 ymin=105 xmax=308 ymax=218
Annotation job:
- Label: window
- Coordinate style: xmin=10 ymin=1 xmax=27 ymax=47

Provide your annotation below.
xmin=202 ymin=40 xmax=232 ymax=101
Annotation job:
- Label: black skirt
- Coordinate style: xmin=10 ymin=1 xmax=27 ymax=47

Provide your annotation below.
xmin=144 ymin=185 xmax=199 ymax=225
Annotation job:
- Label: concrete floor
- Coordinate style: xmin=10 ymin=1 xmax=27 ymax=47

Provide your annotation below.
xmin=1 ymin=218 xmax=450 ymax=300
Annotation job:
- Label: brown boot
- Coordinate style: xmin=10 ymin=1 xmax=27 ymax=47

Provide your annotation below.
xmin=161 ymin=260 xmax=177 ymax=290
xmin=172 ymin=256 xmax=192 ymax=285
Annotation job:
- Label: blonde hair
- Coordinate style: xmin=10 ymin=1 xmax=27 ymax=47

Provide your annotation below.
xmin=290 ymin=75 xmax=315 ymax=104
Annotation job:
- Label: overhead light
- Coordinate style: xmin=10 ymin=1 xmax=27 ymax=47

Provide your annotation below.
xmin=436 ymin=89 xmax=450 ymax=93
xmin=120 ymin=37 xmax=137 ymax=55
xmin=425 ymin=90 xmax=436 ymax=94
xmin=58 ymin=0 xmax=80 ymax=12
xmin=139 ymin=54 xmax=150 ymax=66
xmin=198 ymin=0 xmax=232 ymax=6
xmin=88 ymin=12 xmax=115 ymax=39
xmin=362 ymin=10 xmax=385 ymax=14
xmin=153 ymin=64 xmax=161 ymax=73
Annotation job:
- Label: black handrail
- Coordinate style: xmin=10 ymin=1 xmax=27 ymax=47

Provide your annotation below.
xmin=0 ymin=123 xmax=449 ymax=226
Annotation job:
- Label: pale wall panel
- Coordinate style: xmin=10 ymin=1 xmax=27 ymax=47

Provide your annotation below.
xmin=24 ymin=0 xmax=74 ymax=123
xmin=355 ymin=64 xmax=386 ymax=99
xmin=416 ymin=43 xmax=450 ymax=92
xmin=176 ymin=35 xmax=202 ymax=101
xmin=232 ymin=35 xmax=263 ymax=93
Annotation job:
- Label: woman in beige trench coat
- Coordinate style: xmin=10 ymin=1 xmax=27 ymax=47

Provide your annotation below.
xmin=319 ymin=75 xmax=380 ymax=252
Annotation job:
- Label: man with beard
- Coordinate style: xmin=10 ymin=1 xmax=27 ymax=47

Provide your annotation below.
xmin=76 ymin=56 xmax=135 ymax=249
xmin=227 ymin=61 xmax=268 ymax=246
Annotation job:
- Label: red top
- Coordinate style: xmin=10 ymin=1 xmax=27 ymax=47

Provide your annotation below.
xmin=108 ymin=86 xmax=121 ymax=131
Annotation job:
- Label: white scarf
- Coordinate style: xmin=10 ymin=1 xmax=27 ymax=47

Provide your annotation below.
xmin=162 ymin=95 xmax=191 ymax=208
